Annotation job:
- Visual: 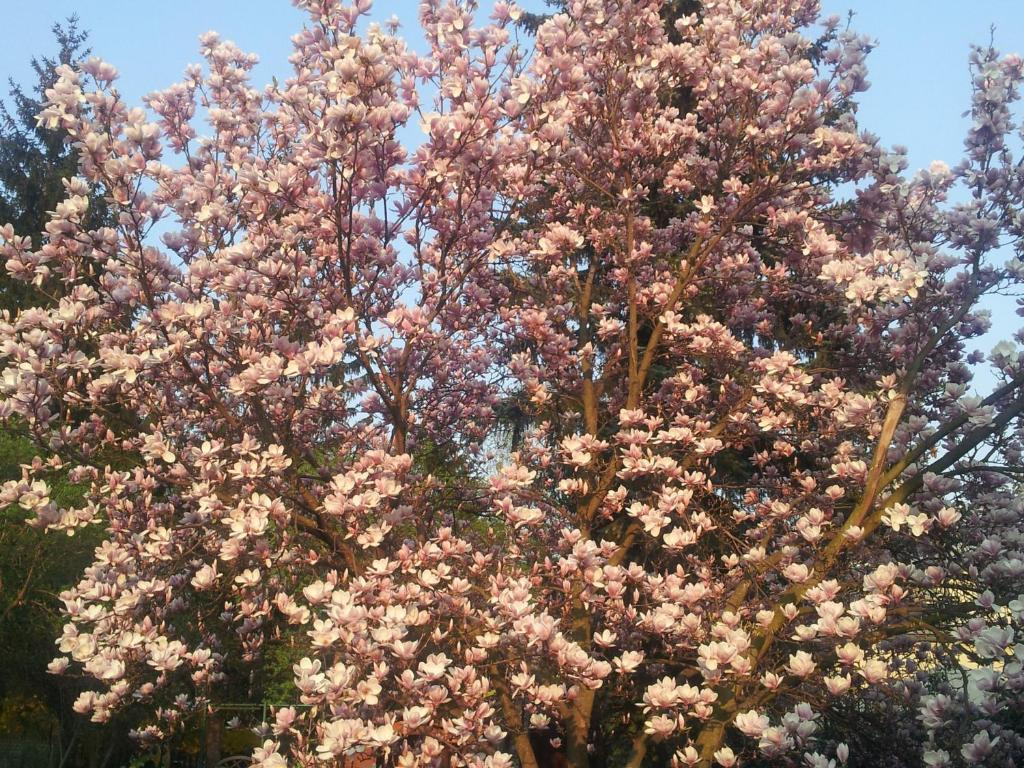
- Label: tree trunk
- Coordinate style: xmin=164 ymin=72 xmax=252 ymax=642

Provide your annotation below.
xmin=694 ymin=720 xmax=727 ymax=768
xmin=205 ymin=710 xmax=224 ymax=767
xmin=562 ymin=688 xmax=595 ymax=768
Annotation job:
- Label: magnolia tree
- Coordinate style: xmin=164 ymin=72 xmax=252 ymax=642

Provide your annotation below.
xmin=2 ymin=0 xmax=1024 ymax=766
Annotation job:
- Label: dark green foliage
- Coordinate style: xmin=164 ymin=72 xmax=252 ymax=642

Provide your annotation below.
xmin=515 ymin=0 xmax=563 ymax=34
xmin=0 ymin=429 xmax=96 ymax=708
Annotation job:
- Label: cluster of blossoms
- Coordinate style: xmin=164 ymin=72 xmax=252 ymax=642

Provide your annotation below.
xmin=2 ymin=0 xmax=1024 ymax=766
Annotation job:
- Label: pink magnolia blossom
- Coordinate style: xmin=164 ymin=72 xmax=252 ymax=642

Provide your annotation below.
xmin=3 ymin=0 xmax=1024 ymax=766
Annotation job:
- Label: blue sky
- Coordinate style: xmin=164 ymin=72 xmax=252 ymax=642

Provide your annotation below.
xmin=3 ymin=1 xmax=1022 ymax=174
xmin=2 ymin=0 xmax=1023 ymax=383
xmin=817 ymin=1 xmax=1024 ymax=173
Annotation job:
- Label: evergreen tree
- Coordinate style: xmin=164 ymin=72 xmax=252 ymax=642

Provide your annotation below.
xmin=0 ymin=18 xmax=126 ymax=767
xmin=0 ymin=16 xmax=109 ymax=312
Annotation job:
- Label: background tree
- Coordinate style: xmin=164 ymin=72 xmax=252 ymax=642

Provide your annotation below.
xmin=0 ymin=17 xmax=131 ymax=768
xmin=0 ymin=16 xmax=110 ymax=310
